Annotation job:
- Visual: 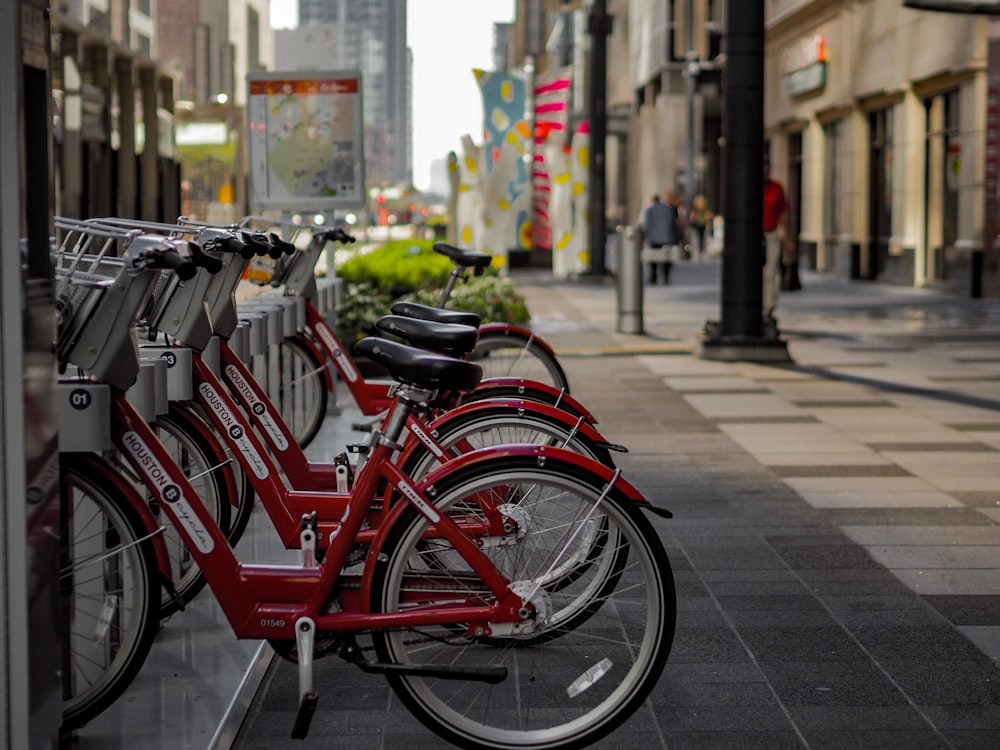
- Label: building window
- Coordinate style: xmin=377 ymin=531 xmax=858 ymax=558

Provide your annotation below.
xmin=868 ymin=106 xmax=894 ymax=279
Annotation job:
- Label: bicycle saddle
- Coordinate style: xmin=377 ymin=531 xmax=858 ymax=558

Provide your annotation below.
xmin=375 ymin=315 xmax=479 ymax=357
xmin=355 ymin=337 xmax=483 ymax=394
xmin=390 ymin=300 xmax=481 ymax=328
xmin=433 ymin=242 xmax=493 ymax=270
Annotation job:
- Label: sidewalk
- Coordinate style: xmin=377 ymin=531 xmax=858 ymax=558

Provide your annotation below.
xmin=234 ymin=259 xmax=1000 ymax=749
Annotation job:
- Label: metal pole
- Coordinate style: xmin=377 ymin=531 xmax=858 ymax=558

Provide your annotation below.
xmin=684 ymin=0 xmax=698 ymax=213
xmin=719 ymin=0 xmax=764 ymax=339
xmin=586 ymin=0 xmax=610 ymax=276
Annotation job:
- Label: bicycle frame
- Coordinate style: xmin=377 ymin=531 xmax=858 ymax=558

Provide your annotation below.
xmin=110 ymin=384 xmax=634 ymax=641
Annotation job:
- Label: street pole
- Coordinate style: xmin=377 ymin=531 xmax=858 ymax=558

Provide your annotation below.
xmin=586 ymin=0 xmax=610 ymax=276
xmin=699 ymin=0 xmax=790 ymax=361
xmin=684 ymin=0 xmax=698 ymax=215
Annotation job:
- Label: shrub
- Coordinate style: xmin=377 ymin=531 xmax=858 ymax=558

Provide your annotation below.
xmin=333 ymin=241 xmax=532 ymax=351
xmin=336 ymin=238 xmax=453 ymax=298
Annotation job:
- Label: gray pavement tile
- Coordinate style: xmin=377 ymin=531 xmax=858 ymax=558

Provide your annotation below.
xmin=649 ymin=704 xmax=793 ymax=732
xmin=756 ymin=660 xmax=910 ymax=706
xmin=786 ymin=704 xmax=931 ymax=730
xmin=664 ymin=662 xmax=769 ymax=684
xmin=923 ymin=704 xmax=1000 ymax=729
xmin=715 ymin=595 xmax=826 ymax=612
xmin=669 ymin=626 xmax=753 ymax=663
xmin=867 ymin=442 xmax=997 ymax=452
xmin=652 ymin=680 xmax=780 ymax=707
xmin=705 ymin=580 xmax=816 ymax=597
xmin=880 ymin=659 xmax=1000 ymax=704
xmin=819 ymin=508 xmax=994 ymax=526
xmin=659 ymin=732 xmax=804 ymax=749
xmin=773 ymin=464 xmax=914 ymax=477
xmin=772 ymin=544 xmax=884 ymax=570
xmin=798 ymin=729 xmax=950 ymax=749
xmin=736 ymin=626 xmax=869 ymax=663
xmin=727 ymin=610 xmax=841 ymax=628
xmin=941 ymin=731 xmax=1000 ymax=750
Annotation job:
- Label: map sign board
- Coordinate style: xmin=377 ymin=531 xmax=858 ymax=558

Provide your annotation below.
xmin=247 ymin=70 xmax=366 ymax=211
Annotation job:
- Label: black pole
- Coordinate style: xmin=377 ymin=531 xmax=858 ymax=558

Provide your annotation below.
xmin=719 ymin=0 xmax=764 ymax=338
xmin=586 ymin=0 xmax=610 ymax=276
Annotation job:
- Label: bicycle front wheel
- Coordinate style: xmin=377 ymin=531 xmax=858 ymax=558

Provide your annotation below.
xmin=370 ymin=462 xmax=675 ymax=750
xmin=277 ymin=334 xmax=329 ymax=449
xmin=60 ymin=454 xmax=160 ymax=732
xmin=469 ymin=329 xmax=570 ymax=393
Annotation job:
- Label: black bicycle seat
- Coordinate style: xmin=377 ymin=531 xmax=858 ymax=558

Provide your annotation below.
xmin=390 ymin=300 xmax=482 ymax=329
xmin=355 ymin=337 xmax=482 ymax=394
xmin=375 ymin=315 xmax=479 ymax=357
xmin=433 ymin=243 xmax=493 ymax=270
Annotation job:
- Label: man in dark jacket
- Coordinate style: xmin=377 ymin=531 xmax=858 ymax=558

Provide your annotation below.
xmin=638 ymin=194 xmax=679 ymax=284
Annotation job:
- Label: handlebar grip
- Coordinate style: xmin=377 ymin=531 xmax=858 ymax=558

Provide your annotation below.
xmin=269 ymin=232 xmax=297 ymax=256
xmin=240 ymin=231 xmax=272 ymax=257
xmin=219 ymin=234 xmax=251 ymax=258
xmin=188 ymin=241 xmax=224 ymax=274
xmin=317 ymin=227 xmax=356 ymax=244
xmin=158 ymin=249 xmax=197 ymax=281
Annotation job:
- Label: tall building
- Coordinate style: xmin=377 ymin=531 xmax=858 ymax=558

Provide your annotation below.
xmin=296 ymin=0 xmax=412 ymax=185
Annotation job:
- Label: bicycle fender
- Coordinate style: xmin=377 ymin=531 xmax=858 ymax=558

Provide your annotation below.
xmin=72 ymin=453 xmax=177 ymax=595
xmin=411 ymin=398 xmax=619 ymax=459
xmin=466 ymin=377 xmax=598 ymax=424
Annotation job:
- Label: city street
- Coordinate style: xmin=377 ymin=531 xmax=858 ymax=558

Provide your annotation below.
xmin=69 ymin=257 xmax=1000 ymax=749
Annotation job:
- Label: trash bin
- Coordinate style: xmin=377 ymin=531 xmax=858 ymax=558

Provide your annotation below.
xmin=616 ymin=225 xmax=644 ymax=334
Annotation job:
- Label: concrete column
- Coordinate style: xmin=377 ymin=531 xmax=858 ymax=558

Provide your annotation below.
xmin=158 ymin=75 xmax=179 ymax=220
xmin=116 ymin=56 xmax=137 ymax=218
xmin=61 ymin=31 xmax=83 ymax=218
xmin=139 ymin=65 xmax=159 ymax=220
xmin=89 ymin=44 xmax=113 ymax=218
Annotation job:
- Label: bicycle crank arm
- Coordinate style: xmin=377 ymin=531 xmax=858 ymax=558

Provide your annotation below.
xmin=354 ymin=660 xmax=508 ymax=684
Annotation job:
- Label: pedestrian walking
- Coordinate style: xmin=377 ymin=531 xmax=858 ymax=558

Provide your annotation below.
xmin=688 ymin=194 xmax=713 ymax=261
xmin=638 ymin=194 xmax=680 ymax=284
xmin=762 ymin=160 xmax=793 ymax=321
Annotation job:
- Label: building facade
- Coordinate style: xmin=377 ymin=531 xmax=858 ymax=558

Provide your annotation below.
xmin=766 ymin=0 xmax=988 ymax=295
xmin=295 ymin=0 xmax=412 ymax=185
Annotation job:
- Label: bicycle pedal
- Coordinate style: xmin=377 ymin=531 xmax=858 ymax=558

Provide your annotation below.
xmin=290 ymin=692 xmax=318 ymax=739
xmin=346 ymin=443 xmax=370 ymax=455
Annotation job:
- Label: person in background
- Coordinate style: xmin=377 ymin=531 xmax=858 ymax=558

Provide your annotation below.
xmin=762 ymin=160 xmax=792 ymax=321
xmin=638 ymin=194 xmax=679 ymax=284
xmin=688 ymin=194 xmax=713 ymax=261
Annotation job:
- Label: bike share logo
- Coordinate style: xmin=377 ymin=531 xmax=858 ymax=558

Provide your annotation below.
xmin=197 ymin=382 xmax=270 ymax=480
xmin=407 ymin=422 xmax=446 ymax=459
xmin=224 ymin=364 xmax=289 ymax=451
xmin=316 ymin=326 xmax=357 ymax=382
xmin=121 ymin=431 xmax=214 ymax=553
xmin=396 ymin=479 xmax=441 ymax=523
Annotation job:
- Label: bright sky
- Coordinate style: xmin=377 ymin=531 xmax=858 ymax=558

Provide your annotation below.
xmin=270 ymin=0 xmax=516 ymax=192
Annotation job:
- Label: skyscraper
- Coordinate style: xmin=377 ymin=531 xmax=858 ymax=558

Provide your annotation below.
xmin=297 ymin=0 xmax=411 ymax=185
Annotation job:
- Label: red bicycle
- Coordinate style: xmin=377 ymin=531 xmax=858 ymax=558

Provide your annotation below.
xmin=56 ymin=218 xmax=676 ymax=748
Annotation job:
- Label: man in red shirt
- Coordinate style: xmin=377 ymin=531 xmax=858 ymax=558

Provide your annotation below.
xmin=762 ymin=160 xmax=794 ymax=322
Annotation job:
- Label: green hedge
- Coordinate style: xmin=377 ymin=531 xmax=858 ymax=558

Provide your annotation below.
xmin=334 ymin=240 xmax=531 ymax=350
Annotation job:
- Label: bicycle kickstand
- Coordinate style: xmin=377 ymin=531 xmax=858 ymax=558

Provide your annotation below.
xmin=290 ymin=616 xmax=318 ymax=739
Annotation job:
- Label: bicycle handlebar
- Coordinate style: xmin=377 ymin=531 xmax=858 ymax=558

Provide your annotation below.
xmin=316 ymin=226 xmax=355 ymax=245
xmin=187 ymin=240 xmax=224 ymax=274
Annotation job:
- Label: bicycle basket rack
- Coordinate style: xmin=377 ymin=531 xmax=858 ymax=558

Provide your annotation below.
xmin=53 ymin=217 xmax=174 ymax=391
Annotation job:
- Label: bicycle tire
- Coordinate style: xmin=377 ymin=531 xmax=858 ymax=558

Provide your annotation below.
xmin=468 ymin=329 xmax=570 ymax=393
xmin=277 ymin=334 xmax=329 ymax=449
xmin=148 ymin=410 xmax=232 ymax=615
xmin=60 ymin=454 xmax=161 ymax=732
xmin=369 ymin=458 xmax=675 ymax=750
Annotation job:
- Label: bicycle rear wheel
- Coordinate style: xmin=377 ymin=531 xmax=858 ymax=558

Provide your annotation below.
xmin=469 ymin=329 xmax=570 ymax=393
xmin=370 ymin=460 xmax=675 ymax=750
xmin=276 ymin=334 xmax=329 ymax=449
xmin=60 ymin=454 xmax=160 ymax=732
